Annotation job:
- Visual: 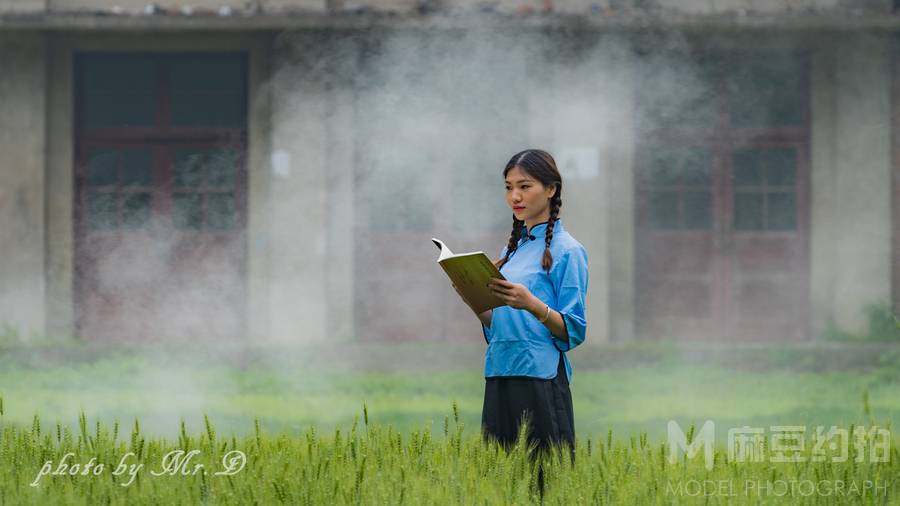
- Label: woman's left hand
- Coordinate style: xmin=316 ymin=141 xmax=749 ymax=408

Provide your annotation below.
xmin=488 ymin=278 xmax=540 ymax=311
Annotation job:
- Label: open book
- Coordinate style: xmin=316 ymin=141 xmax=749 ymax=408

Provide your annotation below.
xmin=432 ymin=238 xmax=507 ymax=313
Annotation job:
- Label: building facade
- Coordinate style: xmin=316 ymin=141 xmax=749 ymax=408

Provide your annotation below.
xmin=0 ymin=0 xmax=897 ymax=344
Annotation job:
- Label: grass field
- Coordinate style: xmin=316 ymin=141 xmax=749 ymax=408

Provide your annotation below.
xmin=1 ymin=339 xmax=899 ymax=503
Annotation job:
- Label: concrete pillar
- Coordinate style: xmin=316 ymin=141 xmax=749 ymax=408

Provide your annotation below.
xmin=46 ymin=34 xmax=74 ymax=338
xmin=0 ymin=33 xmax=46 ymax=340
xmin=247 ymin=37 xmax=274 ymax=344
xmin=809 ymin=41 xmax=837 ymax=338
xmin=323 ymin=40 xmax=357 ymax=343
xmin=602 ymin=45 xmax=636 ymax=342
xmin=830 ymin=34 xmax=892 ymax=334
xmin=268 ymin=32 xmax=357 ymax=343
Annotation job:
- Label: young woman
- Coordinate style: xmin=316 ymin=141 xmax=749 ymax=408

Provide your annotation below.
xmin=453 ymin=148 xmax=588 ymax=485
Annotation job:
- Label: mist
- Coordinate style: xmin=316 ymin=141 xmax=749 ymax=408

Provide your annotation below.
xmin=0 ymin=21 xmax=896 ymax=446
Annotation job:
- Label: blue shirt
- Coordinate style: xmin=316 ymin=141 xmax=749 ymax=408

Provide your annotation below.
xmin=481 ymin=218 xmax=588 ymax=383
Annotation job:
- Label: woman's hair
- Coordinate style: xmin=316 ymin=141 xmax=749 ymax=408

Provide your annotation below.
xmin=494 ymin=149 xmax=563 ymax=273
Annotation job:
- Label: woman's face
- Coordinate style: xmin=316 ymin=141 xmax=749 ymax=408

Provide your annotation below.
xmin=505 ymin=166 xmax=556 ymax=224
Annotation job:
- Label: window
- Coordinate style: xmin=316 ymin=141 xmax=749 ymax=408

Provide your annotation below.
xmin=733 ymin=147 xmax=797 ymax=231
xmin=77 ymin=53 xmax=246 ymax=234
xmin=85 ymin=148 xmax=154 ymax=231
xmin=78 ymin=53 xmax=247 ymax=131
xmin=641 ymin=146 xmax=713 ymax=230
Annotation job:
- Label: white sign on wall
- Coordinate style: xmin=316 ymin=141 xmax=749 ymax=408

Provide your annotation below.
xmin=271 ymin=150 xmax=291 ymax=178
xmin=556 ymin=146 xmax=599 ymax=181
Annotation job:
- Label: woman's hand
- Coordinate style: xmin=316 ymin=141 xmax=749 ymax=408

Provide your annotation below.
xmin=488 ymin=278 xmax=541 ymax=312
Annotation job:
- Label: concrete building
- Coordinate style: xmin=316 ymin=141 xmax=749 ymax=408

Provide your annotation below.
xmin=0 ymin=0 xmax=897 ymax=344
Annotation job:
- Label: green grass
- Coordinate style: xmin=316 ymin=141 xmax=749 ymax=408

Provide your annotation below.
xmin=2 ymin=399 xmax=899 ymax=504
xmin=1 ymin=341 xmax=900 ymax=442
xmin=1 ymin=340 xmax=900 ymax=503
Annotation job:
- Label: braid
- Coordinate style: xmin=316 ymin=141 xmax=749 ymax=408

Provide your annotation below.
xmin=541 ymin=194 xmax=562 ymax=273
xmin=495 ymin=216 xmax=524 ymax=271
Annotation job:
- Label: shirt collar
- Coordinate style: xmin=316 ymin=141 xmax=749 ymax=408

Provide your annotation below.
xmin=520 ymin=218 xmax=563 ymax=241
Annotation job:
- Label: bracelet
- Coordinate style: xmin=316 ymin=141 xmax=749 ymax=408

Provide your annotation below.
xmin=538 ymin=304 xmax=551 ymax=323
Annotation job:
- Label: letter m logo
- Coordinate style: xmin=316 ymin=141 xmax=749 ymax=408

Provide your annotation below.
xmin=668 ymin=420 xmax=715 ymax=470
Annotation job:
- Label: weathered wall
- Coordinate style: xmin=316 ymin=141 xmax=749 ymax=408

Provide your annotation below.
xmin=828 ymin=34 xmax=893 ymax=334
xmin=0 ymin=33 xmax=46 ymax=339
xmin=47 ymin=0 xmax=325 ymax=13
xmin=809 ymin=38 xmax=837 ymax=339
xmin=0 ymin=0 xmax=44 ymax=12
xmin=809 ymin=33 xmax=893 ymax=337
xmin=1 ymin=0 xmax=892 ymax=15
xmin=655 ymin=0 xmax=847 ymax=15
xmin=267 ymin=33 xmax=356 ymax=343
xmin=602 ymin=56 xmax=636 ymax=343
xmin=12 ymin=26 xmax=899 ymax=344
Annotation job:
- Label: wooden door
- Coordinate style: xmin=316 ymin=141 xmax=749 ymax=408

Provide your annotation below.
xmin=74 ymin=53 xmax=247 ymax=342
xmin=635 ymin=49 xmax=810 ymax=341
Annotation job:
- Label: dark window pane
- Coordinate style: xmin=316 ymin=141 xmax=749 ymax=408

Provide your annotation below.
xmin=88 ymin=150 xmax=119 ymax=186
xmin=174 ymin=193 xmax=202 ymax=230
xmin=683 ymin=192 xmax=712 ymax=229
xmin=171 ymin=92 xmax=245 ymax=128
xmin=649 ymin=192 xmax=679 ymax=229
xmin=764 ymin=148 xmax=796 ymax=187
xmin=647 ymin=153 xmax=681 ymax=186
xmin=207 ymin=193 xmax=236 ymax=230
xmin=88 ymin=193 xmax=117 ymax=230
xmin=122 ymin=193 xmax=152 ymax=230
xmin=682 ymin=148 xmax=712 ymax=186
xmin=726 ymin=53 xmax=804 ymax=128
xmin=734 ymin=192 xmax=764 ymax=230
xmin=84 ymin=91 xmax=156 ymax=129
xmin=121 ymin=150 xmax=153 ymax=186
xmin=169 ymin=56 xmax=245 ymax=128
xmin=767 ymin=192 xmax=796 ymax=230
xmin=175 ymin=150 xmax=205 ymax=187
xmin=81 ymin=56 xmax=156 ymax=128
xmin=169 ymin=56 xmax=244 ymax=91
xmin=207 ymin=148 xmax=238 ymax=188
xmin=733 ymin=149 xmax=763 ymax=186
xmin=644 ymin=146 xmax=712 ymax=188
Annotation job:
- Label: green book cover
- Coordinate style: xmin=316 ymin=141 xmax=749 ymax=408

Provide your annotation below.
xmin=432 ymin=238 xmax=507 ymax=314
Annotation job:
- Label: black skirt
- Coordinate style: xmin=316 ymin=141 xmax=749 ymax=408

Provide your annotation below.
xmin=481 ymin=350 xmax=575 ymax=464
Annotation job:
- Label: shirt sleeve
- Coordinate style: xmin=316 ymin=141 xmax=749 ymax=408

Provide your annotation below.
xmin=481 ymin=244 xmax=508 ymax=345
xmin=551 ymin=246 xmax=589 ymax=352
xmin=481 ymin=323 xmax=492 ymax=345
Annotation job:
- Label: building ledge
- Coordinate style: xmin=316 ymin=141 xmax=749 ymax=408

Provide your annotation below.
xmin=3 ymin=9 xmax=900 ymax=31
